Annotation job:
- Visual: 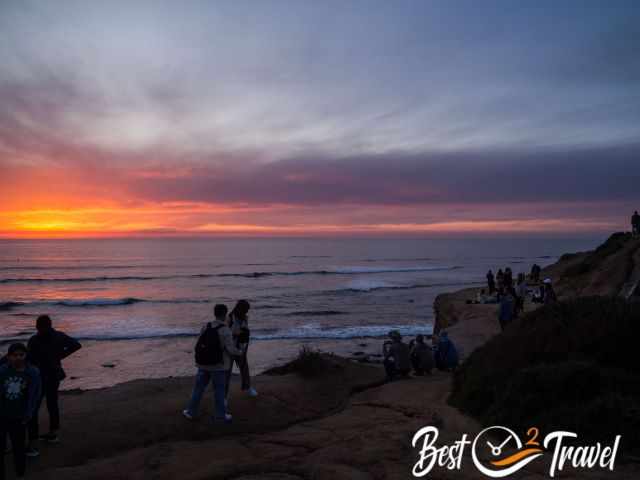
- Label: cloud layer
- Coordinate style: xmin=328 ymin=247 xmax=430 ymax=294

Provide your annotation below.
xmin=1 ymin=1 xmax=639 ymax=236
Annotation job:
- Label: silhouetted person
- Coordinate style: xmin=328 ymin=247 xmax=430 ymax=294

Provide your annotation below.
xmin=183 ymin=304 xmax=241 ymax=423
xmin=226 ymin=300 xmax=258 ymax=398
xmin=486 ymin=270 xmax=495 ymax=294
xmin=516 ymin=273 xmax=527 ymax=313
xmin=504 ymin=267 xmax=513 ymax=289
xmin=496 ymin=269 xmax=504 ymax=291
xmin=543 ymin=278 xmax=557 ymax=304
xmin=27 ymin=315 xmax=81 ymax=446
xmin=383 ymin=331 xmax=411 ymax=380
xmin=410 ymin=335 xmax=434 ymax=375
xmin=434 ymin=331 xmax=459 ymax=371
xmin=499 ymin=290 xmax=515 ymax=331
xmin=1 ymin=343 xmax=41 ymax=480
xmin=530 ymin=264 xmax=541 ymax=283
xmin=632 ymin=211 xmax=640 ymax=236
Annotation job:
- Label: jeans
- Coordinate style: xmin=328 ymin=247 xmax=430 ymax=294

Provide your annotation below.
xmin=1 ymin=418 xmax=26 ymax=480
xmin=186 ymin=369 xmax=226 ymax=420
xmin=28 ymin=375 xmax=60 ymax=441
xmin=225 ymin=348 xmax=251 ymax=394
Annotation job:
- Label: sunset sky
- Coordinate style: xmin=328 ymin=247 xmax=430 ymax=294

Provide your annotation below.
xmin=1 ymin=1 xmax=639 ymax=237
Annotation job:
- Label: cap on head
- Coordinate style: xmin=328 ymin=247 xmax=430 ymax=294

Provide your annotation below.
xmin=543 ymin=278 xmax=552 ymax=284
xmin=36 ymin=314 xmax=52 ymax=332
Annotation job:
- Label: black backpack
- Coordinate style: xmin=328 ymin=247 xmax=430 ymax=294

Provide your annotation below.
xmin=194 ymin=323 xmax=224 ymax=366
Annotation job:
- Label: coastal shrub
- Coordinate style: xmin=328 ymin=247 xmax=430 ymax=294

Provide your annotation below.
xmin=450 ymin=296 xmax=640 ymax=453
xmin=290 ymin=346 xmax=329 ymax=377
xmin=563 ymin=231 xmax=631 ymax=278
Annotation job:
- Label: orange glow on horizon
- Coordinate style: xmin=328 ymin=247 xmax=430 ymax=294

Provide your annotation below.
xmin=0 ymin=204 xmax=617 ymax=239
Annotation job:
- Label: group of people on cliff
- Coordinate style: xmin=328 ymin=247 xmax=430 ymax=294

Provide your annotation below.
xmin=1 ymin=315 xmax=82 ymax=480
xmin=382 ymin=329 xmax=458 ymax=381
xmin=481 ymin=264 xmax=557 ymax=331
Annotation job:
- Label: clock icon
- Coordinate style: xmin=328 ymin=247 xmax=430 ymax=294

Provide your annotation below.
xmin=472 ymin=426 xmax=543 ymax=478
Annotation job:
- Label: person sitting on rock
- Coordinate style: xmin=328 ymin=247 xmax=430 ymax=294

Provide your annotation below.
xmin=410 ymin=335 xmax=434 ymax=376
xmin=434 ymin=331 xmax=459 ymax=371
xmin=382 ymin=331 xmax=411 ymax=381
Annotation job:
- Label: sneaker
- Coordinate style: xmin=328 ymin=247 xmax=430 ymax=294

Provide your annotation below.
xmin=25 ymin=447 xmax=40 ymax=458
xmin=40 ymin=432 xmax=59 ymax=444
xmin=213 ymin=413 xmax=233 ymax=424
xmin=247 ymin=387 xmax=258 ymax=397
xmin=182 ymin=409 xmax=194 ymax=421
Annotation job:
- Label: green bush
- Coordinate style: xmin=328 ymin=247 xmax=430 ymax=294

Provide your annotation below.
xmin=450 ymin=296 xmax=640 ymax=453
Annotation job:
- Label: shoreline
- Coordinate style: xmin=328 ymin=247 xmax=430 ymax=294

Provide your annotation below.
xmin=58 ymin=335 xmax=406 ymax=391
xmin=24 ymin=236 xmax=640 ymax=479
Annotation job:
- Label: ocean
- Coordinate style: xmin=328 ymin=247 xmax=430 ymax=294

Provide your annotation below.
xmin=0 ymin=237 xmax=601 ymax=388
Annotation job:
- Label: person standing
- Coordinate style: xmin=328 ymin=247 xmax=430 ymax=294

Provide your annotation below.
xmin=496 ymin=269 xmax=504 ymax=292
xmin=504 ymin=267 xmax=513 ymax=289
xmin=543 ymin=278 xmax=558 ymax=304
xmin=486 ymin=270 xmax=495 ymax=294
xmin=632 ymin=211 xmax=640 ymax=236
xmin=0 ymin=343 xmax=41 ymax=480
xmin=226 ymin=300 xmax=258 ymax=398
xmin=498 ymin=291 xmax=515 ymax=331
xmin=516 ymin=273 xmax=527 ymax=313
xmin=27 ymin=315 xmax=81 ymax=446
xmin=183 ymin=304 xmax=242 ymax=423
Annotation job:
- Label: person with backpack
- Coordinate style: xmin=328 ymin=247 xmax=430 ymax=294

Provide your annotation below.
xmin=26 ymin=315 xmax=81 ymax=449
xmin=1 ymin=343 xmax=41 ymax=480
xmin=183 ymin=304 xmax=242 ymax=423
xmin=225 ymin=300 xmax=258 ymax=398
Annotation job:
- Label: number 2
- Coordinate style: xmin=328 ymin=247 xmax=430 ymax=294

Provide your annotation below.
xmin=526 ymin=427 xmax=540 ymax=447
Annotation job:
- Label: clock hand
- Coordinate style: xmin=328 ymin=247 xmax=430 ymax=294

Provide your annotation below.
xmin=497 ymin=436 xmax=512 ymax=450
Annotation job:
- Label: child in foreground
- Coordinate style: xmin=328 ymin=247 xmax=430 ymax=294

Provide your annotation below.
xmin=0 ymin=343 xmax=41 ymax=480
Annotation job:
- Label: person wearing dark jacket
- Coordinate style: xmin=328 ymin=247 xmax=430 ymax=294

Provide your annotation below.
xmin=543 ymin=278 xmax=558 ymax=304
xmin=26 ymin=315 xmax=81 ymax=446
xmin=383 ymin=330 xmax=411 ymax=381
xmin=1 ymin=343 xmax=41 ymax=480
xmin=410 ymin=335 xmax=434 ymax=375
xmin=486 ymin=270 xmax=495 ymax=294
